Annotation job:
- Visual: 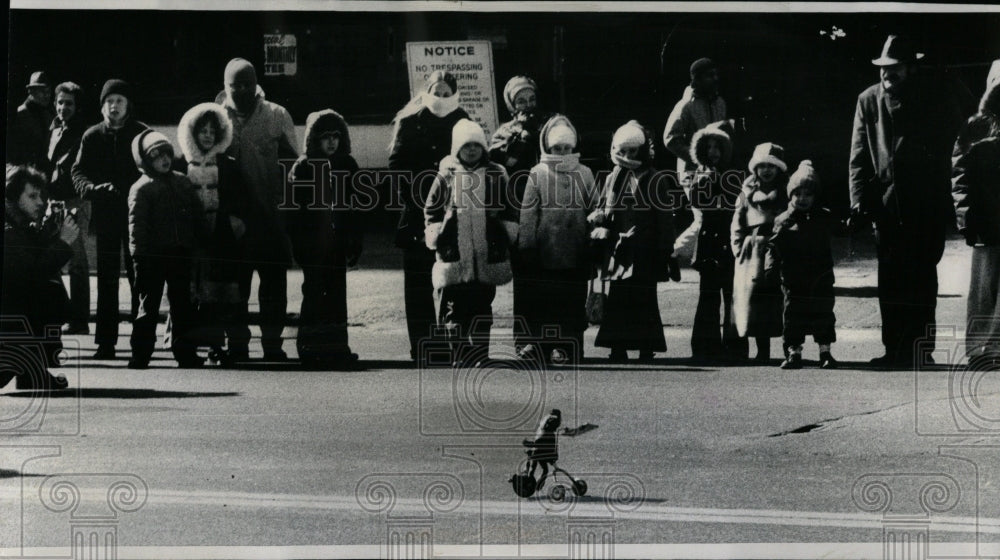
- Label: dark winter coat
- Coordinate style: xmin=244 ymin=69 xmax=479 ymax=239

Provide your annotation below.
xmin=2 ymin=203 xmax=72 ymax=322
xmin=489 ymin=111 xmax=550 ymax=185
xmin=286 ymin=110 xmax=361 ymax=266
xmin=46 ymin=116 xmax=85 ymax=201
xmin=689 ymin=124 xmax=740 ymax=270
xmin=849 ymin=76 xmax=967 ymax=229
xmin=765 ymin=206 xmax=836 ymax=300
xmin=128 ymin=135 xmax=201 ymax=257
xmin=8 ymin=98 xmax=56 ymax=168
xmin=952 ymin=137 xmax=1000 ymax=246
xmin=388 ymin=106 xmax=470 ymax=248
xmin=71 ymin=119 xmax=149 ymax=227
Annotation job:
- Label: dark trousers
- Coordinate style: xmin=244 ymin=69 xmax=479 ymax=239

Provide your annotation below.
xmin=691 ymin=263 xmax=747 ymax=359
xmin=404 ymin=246 xmax=437 ymax=360
xmin=876 ymin=223 xmax=944 ymax=364
xmin=236 ymin=261 xmax=287 ymax=354
xmin=293 ymin=240 xmax=351 ymax=363
xmin=781 ymin=288 xmax=836 ymax=347
xmin=522 ymin=268 xmax=587 ymax=358
xmin=439 ymin=282 xmax=496 ymax=361
xmin=94 ymin=210 xmax=136 ymax=347
xmin=131 ymin=250 xmax=196 ymax=362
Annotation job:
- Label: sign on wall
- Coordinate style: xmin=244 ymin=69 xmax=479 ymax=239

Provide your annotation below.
xmin=405 ymin=41 xmax=499 ymax=137
xmin=264 ymin=34 xmax=297 ymax=76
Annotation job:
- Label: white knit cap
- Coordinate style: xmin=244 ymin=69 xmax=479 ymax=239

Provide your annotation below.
xmin=612 ymin=121 xmax=646 ymax=150
xmin=450 ymin=118 xmax=488 ymax=157
xmin=748 ymin=142 xmax=787 ymax=173
xmin=546 ymin=124 xmax=577 ymax=149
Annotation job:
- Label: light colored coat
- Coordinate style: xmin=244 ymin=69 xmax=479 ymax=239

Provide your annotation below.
xmin=519 ymin=156 xmax=595 ymax=270
xmin=425 ymin=156 xmax=518 ymax=289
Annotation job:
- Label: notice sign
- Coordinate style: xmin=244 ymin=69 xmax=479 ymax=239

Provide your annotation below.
xmin=264 ymin=34 xmax=297 ymax=76
xmin=406 ymin=41 xmax=499 ymax=137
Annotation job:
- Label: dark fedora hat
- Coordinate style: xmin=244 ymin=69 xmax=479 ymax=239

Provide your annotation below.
xmin=872 ymin=35 xmax=924 ymax=66
xmin=26 ymin=71 xmax=51 ymax=89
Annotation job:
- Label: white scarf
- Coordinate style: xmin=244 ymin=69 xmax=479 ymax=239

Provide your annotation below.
xmin=422 ymin=92 xmax=460 ymax=118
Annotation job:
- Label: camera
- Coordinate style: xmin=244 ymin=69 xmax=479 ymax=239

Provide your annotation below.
xmin=417 ymin=316 xmax=580 ymax=436
xmin=914 ymin=321 xmax=1000 ymax=436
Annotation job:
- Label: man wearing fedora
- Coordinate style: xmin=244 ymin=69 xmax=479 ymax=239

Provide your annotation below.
xmin=8 ymin=71 xmax=55 ymax=168
xmin=849 ymin=35 xmax=968 ymax=369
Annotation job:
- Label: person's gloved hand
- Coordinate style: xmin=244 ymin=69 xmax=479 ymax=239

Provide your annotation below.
xmin=846 ymin=206 xmax=868 ymax=234
xmin=666 ymin=256 xmax=682 ymax=282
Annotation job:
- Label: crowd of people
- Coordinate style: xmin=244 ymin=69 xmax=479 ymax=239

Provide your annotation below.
xmin=3 ymin=34 xmax=998 ymax=391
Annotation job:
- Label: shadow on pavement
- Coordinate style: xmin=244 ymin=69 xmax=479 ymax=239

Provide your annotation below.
xmin=3 ymin=388 xmax=240 ymax=399
xmin=526 ymin=494 xmax=670 ymax=505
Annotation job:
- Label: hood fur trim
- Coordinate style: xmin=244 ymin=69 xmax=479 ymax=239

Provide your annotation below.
xmin=178 ymin=102 xmax=234 ymax=162
xmin=303 ymin=109 xmax=352 ymax=157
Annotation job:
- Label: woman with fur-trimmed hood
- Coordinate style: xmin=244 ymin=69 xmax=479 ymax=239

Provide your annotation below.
xmin=425 ymin=119 xmax=519 ymax=367
xmin=688 ymin=120 xmax=747 ymax=362
xmin=517 ymin=114 xmax=596 ymax=364
xmin=589 ymin=120 xmax=676 ymax=363
xmin=286 ymin=109 xmax=361 ymax=369
xmin=176 ymin=102 xmax=249 ymax=366
xmin=952 ymin=60 xmax=1000 ymax=362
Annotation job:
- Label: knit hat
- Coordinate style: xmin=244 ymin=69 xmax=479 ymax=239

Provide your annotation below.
xmin=425 ymin=70 xmax=458 ymax=95
xmin=690 ymin=58 xmax=716 ymax=79
xmin=26 ymin=71 xmax=50 ymax=89
xmin=502 ymin=75 xmax=538 ymax=113
xmin=748 ymin=142 xmax=787 ymax=173
xmin=612 ymin=121 xmax=646 ymax=150
xmin=131 ymin=129 xmax=174 ymax=173
xmin=787 ymin=160 xmax=820 ymax=197
xmin=100 ymin=79 xmax=131 ymax=104
xmin=450 ymin=118 xmax=488 ymax=157
xmin=546 ymin=124 xmax=576 ymax=148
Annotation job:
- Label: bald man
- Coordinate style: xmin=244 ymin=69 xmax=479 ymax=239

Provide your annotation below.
xmin=217 ymin=58 xmax=298 ymax=362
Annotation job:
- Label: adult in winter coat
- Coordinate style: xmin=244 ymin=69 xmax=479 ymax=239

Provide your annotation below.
xmin=663 ymin=59 xmax=727 ymax=263
xmin=689 ymin=120 xmax=747 ymax=362
xmin=730 ymin=143 xmax=788 ymax=362
xmin=951 ymin=61 xmax=1000 ymax=363
xmin=388 ymin=70 xmax=470 ymax=364
xmin=46 ymin=82 xmax=89 ymax=335
xmin=8 ymin=71 xmax=55 ymax=168
xmin=176 ymin=102 xmax=249 ymax=365
xmin=518 ymin=114 xmax=596 ymax=364
xmin=71 ymin=79 xmax=147 ymax=360
xmin=1 ymin=165 xmax=76 ymax=391
xmin=217 ymin=58 xmax=299 ymax=361
xmin=424 ymin=119 xmax=518 ymax=367
xmin=286 ymin=109 xmax=362 ymax=369
xmin=849 ymin=35 xmax=969 ymax=369
xmin=127 ymin=131 xmax=202 ymax=369
xmin=490 ymin=75 xmax=551 ymax=354
xmin=765 ymin=161 xmax=838 ymax=370
xmin=590 ymin=120 xmax=675 ymax=362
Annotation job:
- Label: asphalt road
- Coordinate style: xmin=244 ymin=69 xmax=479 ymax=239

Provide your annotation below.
xmin=2 ymin=241 xmax=1000 ymax=559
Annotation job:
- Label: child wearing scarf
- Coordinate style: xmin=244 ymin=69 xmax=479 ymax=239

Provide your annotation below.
xmin=589 ymin=120 xmax=676 ymax=363
xmin=517 ymin=115 xmax=596 ymax=364
xmin=425 ymin=119 xmax=519 ymax=367
xmin=731 ymin=143 xmax=789 ymax=363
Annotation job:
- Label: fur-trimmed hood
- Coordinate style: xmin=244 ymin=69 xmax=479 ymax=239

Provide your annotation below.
xmin=178 ymin=102 xmax=234 ymax=162
xmin=980 ymin=59 xmax=1000 ymax=116
xmin=690 ymin=120 xmax=734 ymax=168
xmin=303 ymin=109 xmax=352 ymax=158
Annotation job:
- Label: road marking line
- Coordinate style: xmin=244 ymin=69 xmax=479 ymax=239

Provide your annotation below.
xmin=6 ymin=486 xmax=1000 ymax=534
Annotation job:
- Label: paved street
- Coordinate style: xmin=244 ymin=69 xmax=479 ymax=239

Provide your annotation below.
xmin=3 ymin=240 xmax=1000 ymax=558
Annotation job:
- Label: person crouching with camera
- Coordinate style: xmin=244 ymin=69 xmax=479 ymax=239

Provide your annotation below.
xmin=2 ymin=164 xmax=77 ymax=390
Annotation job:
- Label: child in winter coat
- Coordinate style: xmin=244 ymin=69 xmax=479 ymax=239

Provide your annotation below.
xmin=425 ymin=119 xmax=519 ymax=367
xmin=176 ymin=102 xmax=249 ymax=366
xmin=689 ymin=120 xmax=747 ymax=362
xmin=127 ymin=130 xmax=202 ymax=369
xmin=517 ymin=115 xmax=596 ymax=364
xmin=765 ymin=161 xmax=838 ymax=369
xmin=287 ymin=109 xmax=362 ymax=369
xmin=590 ymin=120 xmax=676 ymax=363
xmin=731 ymin=143 xmax=789 ymax=363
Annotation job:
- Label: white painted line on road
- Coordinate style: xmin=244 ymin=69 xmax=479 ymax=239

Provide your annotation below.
xmin=6 ymin=486 xmax=1000 ymax=534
